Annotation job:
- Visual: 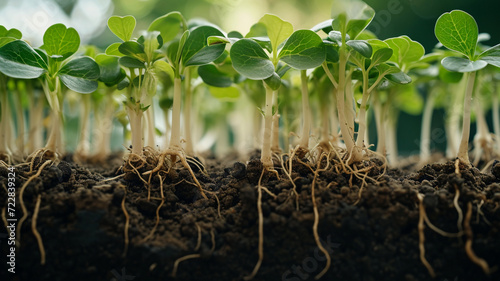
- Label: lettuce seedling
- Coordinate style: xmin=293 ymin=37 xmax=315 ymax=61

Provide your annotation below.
xmin=0 ymin=24 xmax=100 ymax=163
xmin=435 ymin=10 xmax=500 ymax=165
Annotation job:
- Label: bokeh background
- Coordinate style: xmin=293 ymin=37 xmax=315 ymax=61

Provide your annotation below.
xmin=1 ymin=0 xmax=500 ymax=156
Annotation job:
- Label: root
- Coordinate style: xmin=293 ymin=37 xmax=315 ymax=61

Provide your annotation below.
xmin=141 ymin=175 xmax=165 ymax=243
xmin=120 ymin=185 xmax=130 ymax=257
xmin=99 ymin=174 xmax=125 ymax=183
xmin=17 ymin=160 xmax=52 ymax=246
xmin=171 ymin=227 xmax=217 ymax=278
xmin=280 ymin=146 xmax=300 ymax=210
xmin=205 ymin=190 xmax=221 ymax=219
xmin=31 ymin=194 xmax=45 ymax=265
xmin=145 ymin=149 xmax=207 ymax=199
xmin=464 ymin=202 xmax=491 ymax=274
xmin=476 ymin=200 xmax=491 ymax=225
xmin=417 ymin=193 xmax=436 ymax=278
xmin=452 ymin=184 xmax=464 ymax=236
xmin=243 ymin=168 xmax=266 ymax=281
xmin=194 ymin=223 xmax=202 ymax=251
xmin=27 ymin=149 xmax=57 ymax=173
xmin=299 ymin=153 xmax=332 ymax=279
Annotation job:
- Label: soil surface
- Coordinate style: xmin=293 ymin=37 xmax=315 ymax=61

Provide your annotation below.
xmin=1 ymin=152 xmax=500 ymax=281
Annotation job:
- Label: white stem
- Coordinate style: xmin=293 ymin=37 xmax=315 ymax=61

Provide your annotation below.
xmin=386 ymin=113 xmax=398 ymax=165
xmin=127 ymin=107 xmax=143 ymax=156
xmin=253 ymin=107 xmax=262 ymax=149
xmin=15 ymin=88 xmax=26 ymax=156
xmin=271 ymin=90 xmax=280 ymax=152
xmin=169 ymin=77 xmax=182 ymax=149
xmin=420 ymin=89 xmax=436 ymax=163
xmin=355 ymin=71 xmax=370 ymax=148
xmin=75 ymin=95 xmax=91 ymax=157
xmin=184 ymin=71 xmax=194 ymax=155
xmin=145 ymin=107 xmax=156 ymax=148
xmin=261 ymin=85 xmax=274 ymax=168
xmin=299 ymin=70 xmax=311 ymax=149
xmin=373 ymin=95 xmax=386 ymax=156
xmin=472 ymin=93 xmax=492 ymax=166
xmin=45 ymin=110 xmax=61 ymax=153
xmin=0 ymin=81 xmax=10 ymax=155
xmin=458 ymin=71 xmax=476 ymax=165
xmin=330 ymin=91 xmax=340 ymax=146
xmin=28 ymin=95 xmax=44 ymax=154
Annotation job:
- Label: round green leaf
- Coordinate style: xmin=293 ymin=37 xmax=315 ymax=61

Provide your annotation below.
xmin=259 ymin=14 xmax=293 ymax=53
xmin=370 ymin=48 xmax=393 ymax=66
xmin=95 ymin=54 xmax=123 ymax=84
xmin=279 ymin=29 xmax=326 ymax=70
xmin=441 ymin=56 xmax=487 ymax=72
xmin=105 ymin=43 xmax=123 ymax=57
xmin=148 ymin=12 xmax=186 ymax=43
xmin=435 ymin=10 xmax=478 ymax=59
xmin=386 ymin=71 xmax=412 ymax=84
xmin=119 ymin=56 xmax=145 ymax=68
xmin=0 ymin=26 xmax=22 ymax=40
xmin=263 ymin=72 xmax=281 ymax=90
xmin=478 ymin=43 xmax=500 ymax=68
xmin=58 ymin=56 xmax=100 ymax=93
xmin=108 ymin=15 xmax=136 ymax=42
xmin=331 ymin=0 xmax=375 ymax=39
xmin=438 ymin=64 xmax=463 ymax=83
xmin=346 ymin=40 xmax=372 ymax=58
xmin=230 ymin=38 xmax=274 ymax=80
xmin=198 ymin=64 xmax=233 ymax=87
xmin=153 ymin=60 xmax=174 ymax=79
xmin=181 ymin=26 xmax=225 ymax=68
xmin=42 ymin=23 xmax=80 ymax=61
xmin=118 ymin=41 xmax=146 ymax=61
xmin=0 ymin=40 xmax=47 ymax=79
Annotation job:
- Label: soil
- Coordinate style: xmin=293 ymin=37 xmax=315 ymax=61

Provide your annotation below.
xmin=1 ymin=151 xmax=500 ymax=281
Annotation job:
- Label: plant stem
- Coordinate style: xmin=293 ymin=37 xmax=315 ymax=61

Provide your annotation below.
xmin=184 ymin=70 xmax=194 ymax=155
xmin=261 ymin=84 xmax=274 ymax=168
xmin=419 ymin=88 xmax=436 ymax=164
xmin=0 ymin=79 xmax=11 ymax=156
xmin=472 ymin=93 xmax=492 ymax=166
xmin=457 ymin=71 xmax=476 ymax=165
xmin=299 ymin=70 xmax=312 ymax=149
xmin=169 ymin=76 xmax=182 ymax=149
xmin=145 ymin=106 xmax=155 ymax=148
xmin=271 ymin=90 xmax=280 ymax=153
xmin=493 ymin=83 xmax=500 ymax=153
xmin=127 ymin=107 xmax=143 ymax=156
xmin=15 ymin=82 xmax=26 ymax=157
xmin=42 ymin=80 xmax=62 ymax=154
xmin=373 ymin=94 xmax=386 ymax=156
xmin=28 ymin=94 xmax=44 ymax=154
xmin=75 ymin=94 xmax=91 ymax=159
xmin=355 ymin=70 xmax=370 ymax=148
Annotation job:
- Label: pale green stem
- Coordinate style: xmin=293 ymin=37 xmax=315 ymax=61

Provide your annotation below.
xmin=0 ymin=79 xmax=10 ymax=155
xmin=261 ymin=84 xmax=274 ymax=168
xmin=419 ymin=89 xmax=436 ymax=163
xmin=299 ymin=70 xmax=312 ymax=149
xmin=169 ymin=76 xmax=182 ymax=149
xmin=493 ymin=83 xmax=500 ymax=153
xmin=127 ymin=106 xmax=143 ymax=156
xmin=145 ymin=106 xmax=156 ymax=148
xmin=355 ymin=70 xmax=370 ymax=148
xmin=373 ymin=94 xmax=386 ymax=156
xmin=75 ymin=94 xmax=91 ymax=158
xmin=472 ymin=93 xmax=492 ymax=166
xmin=458 ymin=71 xmax=476 ymax=165
xmin=184 ymin=71 xmax=194 ymax=155
xmin=15 ymin=85 xmax=26 ymax=157
xmin=271 ymin=90 xmax=280 ymax=153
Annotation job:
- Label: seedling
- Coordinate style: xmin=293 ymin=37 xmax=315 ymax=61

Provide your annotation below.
xmin=0 ymin=23 xmax=100 ymax=166
xmin=435 ymin=10 xmax=500 ymax=166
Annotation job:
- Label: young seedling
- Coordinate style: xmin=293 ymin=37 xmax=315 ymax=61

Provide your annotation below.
xmin=435 ymin=10 xmax=500 ymax=166
xmin=0 ymin=24 xmax=100 ymax=166
xmin=0 ymin=26 xmax=22 ymax=163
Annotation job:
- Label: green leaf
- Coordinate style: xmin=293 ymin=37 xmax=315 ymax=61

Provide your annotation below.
xmin=181 ymin=26 xmax=225 ymax=68
xmin=95 ymin=54 xmax=123 ymax=84
xmin=328 ymin=31 xmax=345 ymax=44
xmin=310 ymin=19 xmax=333 ymax=33
xmin=230 ymin=38 xmax=274 ymax=80
xmin=119 ymin=56 xmax=146 ymax=68
xmin=346 ymin=40 xmax=372 ymax=58
xmin=386 ymin=71 xmax=412 ymax=84
xmin=58 ymin=56 xmax=100 ymax=93
xmin=263 ymin=72 xmax=281 ymax=90
xmin=435 ymin=10 xmax=478 ymax=59
xmin=258 ymin=14 xmax=293 ymax=54
xmin=42 ymin=23 xmax=80 ymax=61
xmin=370 ymin=48 xmax=393 ymax=66
xmin=325 ymin=41 xmax=339 ymax=63
xmin=0 ymin=26 xmax=22 ymax=40
xmin=376 ymin=63 xmax=402 ymax=77
xmin=331 ymin=0 xmax=375 ymax=39
xmin=0 ymin=40 xmax=48 ymax=79
xmin=148 ymin=12 xmax=186 ymax=43
xmin=441 ymin=56 xmax=487 ymax=72
xmin=245 ymin=23 xmax=267 ymax=38
xmin=385 ymin=36 xmax=424 ymax=70
xmin=209 ymin=86 xmax=240 ymax=100
xmin=228 ymin=31 xmax=243 ymax=39
xmin=198 ymin=64 xmax=233 ymax=87
xmin=108 ymin=15 xmax=136 ymax=42
xmin=278 ymin=30 xmax=325 ymax=70
xmin=478 ymin=43 xmax=500 ymax=68
xmin=0 ymin=37 xmax=17 ymax=48
xmin=105 ymin=43 xmax=123 ymax=56
xmin=153 ymin=60 xmax=174 ymax=79
xmin=118 ymin=41 xmax=146 ymax=61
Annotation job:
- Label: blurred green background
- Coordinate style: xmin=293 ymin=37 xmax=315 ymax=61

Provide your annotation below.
xmin=1 ymin=0 xmax=500 ymax=156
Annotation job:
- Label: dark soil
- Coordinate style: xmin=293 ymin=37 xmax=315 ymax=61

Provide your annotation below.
xmin=1 ymin=152 xmax=500 ymax=281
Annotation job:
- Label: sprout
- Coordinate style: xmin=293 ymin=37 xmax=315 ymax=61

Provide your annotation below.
xmin=0 ymin=24 xmax=100 ymax=165
xmin=435 ymin=10 xmax=500 ymax=166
